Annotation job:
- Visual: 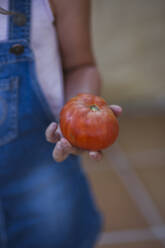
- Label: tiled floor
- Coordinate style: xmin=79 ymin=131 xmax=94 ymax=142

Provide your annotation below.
xmin=82 ymin=113 xmax=165 ymax=248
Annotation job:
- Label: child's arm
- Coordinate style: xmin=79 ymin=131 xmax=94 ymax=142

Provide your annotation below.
xmin=50 ymin=0 xmax=101 ymax=102
xmin=46 ymin=0 xmax=122 ymax=162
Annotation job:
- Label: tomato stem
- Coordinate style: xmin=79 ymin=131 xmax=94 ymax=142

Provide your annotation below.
xmin=90 ymin=104 xmax=100 ymax=111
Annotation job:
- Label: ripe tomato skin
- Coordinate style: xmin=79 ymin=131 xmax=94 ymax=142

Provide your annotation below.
xmin=60 ymin=93 xmax=119 ymax=151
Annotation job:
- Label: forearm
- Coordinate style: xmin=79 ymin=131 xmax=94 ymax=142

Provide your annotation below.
xmin=50 ymin=0 xmax=93 ymax=69
xmin=64 ymin=65 xmax=102 ymax=103
xmin=50 ymin=0 xmax=101 ymax=102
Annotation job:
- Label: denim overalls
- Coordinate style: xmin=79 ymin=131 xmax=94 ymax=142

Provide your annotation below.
xmin=0 ymin=1 xmax=102 ymax=247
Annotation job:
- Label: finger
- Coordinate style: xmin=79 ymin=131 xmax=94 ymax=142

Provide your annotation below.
xmin=56 ymin=136 xmax=84 ymax=156
xmin=59 ymin=138 xmax=84 ymax=156
xmin=89 ymin=151 xmax=103 ymax=161
xmin=52 ymin=138 xmax=72 ymax=162
xmin=60 ymin=138 xmax=73 ymax=154
xmin=45 ymin=122 xmax=61 ymax=143
xmin=110 ymin=105 xmax=122 ymax=118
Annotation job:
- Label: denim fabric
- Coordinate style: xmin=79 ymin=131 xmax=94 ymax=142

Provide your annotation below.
xmin=0 ymin=0 xmax=103 ymax=247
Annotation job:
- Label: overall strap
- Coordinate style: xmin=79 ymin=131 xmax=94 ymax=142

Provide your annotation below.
xmin=8 ymin=0 xmax=31 ymax=42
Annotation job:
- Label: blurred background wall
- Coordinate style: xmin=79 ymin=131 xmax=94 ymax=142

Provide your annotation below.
xmin=82 ymin=1 xmax=165 ymax=247
xmin=92 ymin=0 xmax=165 ymax=109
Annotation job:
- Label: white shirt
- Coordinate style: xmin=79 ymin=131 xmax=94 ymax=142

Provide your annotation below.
xmin=0 ymin=0 xmax=64 ymax=120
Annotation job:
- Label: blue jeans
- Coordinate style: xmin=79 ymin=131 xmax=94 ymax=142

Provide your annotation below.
xmin=0 ymin=1 xmax=103 ymax=247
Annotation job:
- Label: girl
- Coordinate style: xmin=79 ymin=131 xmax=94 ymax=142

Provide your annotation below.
xmin=0 ymin=0 xmax=122 ymax=247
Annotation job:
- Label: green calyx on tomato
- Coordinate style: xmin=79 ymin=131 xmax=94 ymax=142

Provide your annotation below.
xmin=89 ymin=104 xmax=100 ymax=112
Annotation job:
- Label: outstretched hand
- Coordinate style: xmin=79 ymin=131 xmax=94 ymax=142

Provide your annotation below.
xmin=45 ymin=105 xmax=122 ymax=162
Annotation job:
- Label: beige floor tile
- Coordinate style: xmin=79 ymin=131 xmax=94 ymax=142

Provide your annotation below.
xmin=135 ymin=166 xmax=165 ymax=221
xmin=118 ymin=115 xmax=165 ymax=153
xmin=82 ymin=166 xmax=148 ymax=231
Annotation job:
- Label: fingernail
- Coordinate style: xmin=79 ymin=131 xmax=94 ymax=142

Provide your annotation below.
xmin=111 ymin=105 xmax=122 ymax=111
xmin=52 ymin=122 xmax=57 ymax=127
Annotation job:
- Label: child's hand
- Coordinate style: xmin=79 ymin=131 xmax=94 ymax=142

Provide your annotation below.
xmin=45 ymin=105 xmax=122 ymax=162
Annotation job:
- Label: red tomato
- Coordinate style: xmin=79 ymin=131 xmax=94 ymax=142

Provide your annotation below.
xmin=60 ymin=93 xmax=119 ymax=151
